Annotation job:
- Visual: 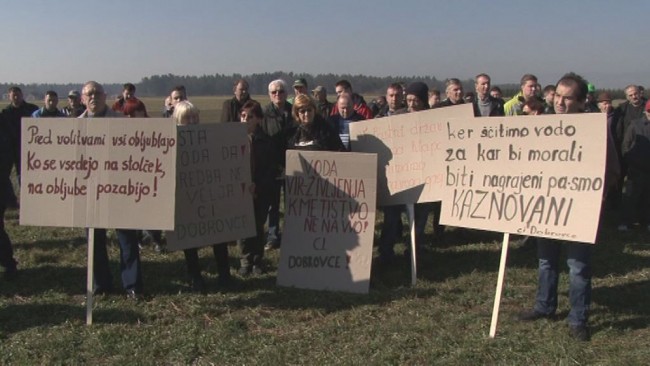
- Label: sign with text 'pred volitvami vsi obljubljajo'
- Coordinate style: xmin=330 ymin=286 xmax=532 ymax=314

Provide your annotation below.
xmin=20 ymin=118 xmax=177 ymax=230
xmin=349 ymin=104 xmax=474 ymax=206
xmin=440 ymin=114 xmax=607 ymax=243
xmin=277 ymin=150 xmax=377 ymax=294
xmin=166 ymin=123 xmax=255 ymax=251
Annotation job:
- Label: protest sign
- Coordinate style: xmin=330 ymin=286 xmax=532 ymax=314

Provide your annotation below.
xmin=277 ymin=150 xmax=377 ymax=294
xmin=349 ymin=104 xmax=473 ymax=206
xmin=20 ymin=118 xmax=176 ymax=230
xmin=166 ymin=123 xmax=255 ymax=251
xmin=440 ymin=114 xmax=607 ymax=243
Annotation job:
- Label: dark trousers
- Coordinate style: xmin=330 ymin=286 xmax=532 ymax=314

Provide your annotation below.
xmin=241 ymin=193 xmax=272 ymax=268
xmin=184 ymin=244 xmax=230 ymax=278
xmin=91 ymin=229 xmax=142 ymax=292
xmin=266 ymin=179 xmax=283 ymax=243
xmin=620 ymin=169 xmax=650 ymax=226
xmin=0 ymin=204 xmax=16 ymax=271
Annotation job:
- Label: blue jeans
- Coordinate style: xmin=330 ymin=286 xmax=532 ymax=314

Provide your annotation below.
xmin=535 ymin=238 xmax=592 ymax=326
xmin=91 ymin=229 xmax=142 ymax=292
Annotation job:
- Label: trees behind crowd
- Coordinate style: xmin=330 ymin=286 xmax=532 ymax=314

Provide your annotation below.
xmin=0 ymin=71 xmax=627 ymax=100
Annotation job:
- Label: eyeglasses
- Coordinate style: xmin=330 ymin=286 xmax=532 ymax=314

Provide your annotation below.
xmin=297 ymin=108 xmax=313 ymax=114
xmin=270 ymin=89 xmax=285 ymax=95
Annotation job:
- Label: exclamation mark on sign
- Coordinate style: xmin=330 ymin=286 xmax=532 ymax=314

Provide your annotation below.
xmin=153 ymin=177 xmax=158 ymax=197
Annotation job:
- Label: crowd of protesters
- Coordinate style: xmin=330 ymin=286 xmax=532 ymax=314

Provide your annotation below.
xmin=0 ymin=71 xmax=643 ymax=341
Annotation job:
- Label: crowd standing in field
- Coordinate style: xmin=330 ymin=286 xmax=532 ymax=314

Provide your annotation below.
xmin=0 ymin=70 xmax=644 ymax=341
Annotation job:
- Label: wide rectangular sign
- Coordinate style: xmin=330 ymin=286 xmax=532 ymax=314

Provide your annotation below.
xmin=20 ymin=118 xmax=177 ymax=230
xmin=166 ymin=123 xmax=255 ymax=251
xmin=440 ymin=114 xmax=607 ymax=243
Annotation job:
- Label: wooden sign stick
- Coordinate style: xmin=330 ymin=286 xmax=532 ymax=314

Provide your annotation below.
xmin=489 ymin=232 xmax=510 ymax=338
xmin=406 ymin=204 xmax=417 ymax=286
xmin=86 ymin=228 xmax=95 ymax=325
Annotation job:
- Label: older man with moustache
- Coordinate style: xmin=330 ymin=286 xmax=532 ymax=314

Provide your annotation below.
xmin=221 ymin=79 xmax=254 ymax=122
xmin=80 ymin=81 xmax=143 ymax=300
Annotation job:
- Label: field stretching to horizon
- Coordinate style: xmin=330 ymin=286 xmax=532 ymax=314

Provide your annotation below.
xmin=0 ymin=94 xmax=648 ymax=364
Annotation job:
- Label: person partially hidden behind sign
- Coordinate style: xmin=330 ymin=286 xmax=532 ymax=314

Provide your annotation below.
xmin=517 ymin=73 xmax=620 ymax=341
xmin=239 ymin=100 xmax=280 ymax=276
xmin=80 ymin=81 xmax=144 ymax=300
xmin=287 ymin=95 xmax=345 ymax=152
xmin=173 ymin=101 xmax=232 ymax=292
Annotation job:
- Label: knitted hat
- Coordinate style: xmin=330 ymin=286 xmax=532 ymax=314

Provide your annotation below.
xmin=405 ymin=82 xmax=429 ymax=106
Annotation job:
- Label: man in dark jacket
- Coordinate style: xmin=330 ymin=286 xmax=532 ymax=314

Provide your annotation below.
xmin=239 ymin=100 xmax=279 ymax=275
xmin=0 ymin=113 xmax=17 ymax=279
xmin=1 ymin=86 xmax=38 ymax=207
xmin=220 ymin=79 xmax=254 ymax=122
xmin=261 ymin=79 xmax=294 ymax=250
xmin=618 ymin=100 xmax=650 ymax=231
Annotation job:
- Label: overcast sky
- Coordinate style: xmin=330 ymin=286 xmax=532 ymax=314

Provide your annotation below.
xmin=2 ymin=0 xmax=646 ymax=88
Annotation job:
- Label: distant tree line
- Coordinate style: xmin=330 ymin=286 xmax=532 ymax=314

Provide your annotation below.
xmin=0 ymin=72 xmax=627 ymax=101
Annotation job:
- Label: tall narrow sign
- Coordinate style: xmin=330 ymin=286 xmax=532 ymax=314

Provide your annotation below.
xmin=277 ymin=151 xmax=377 ymax=294
xmin=166 ymin=123 xmax=255 ymax=250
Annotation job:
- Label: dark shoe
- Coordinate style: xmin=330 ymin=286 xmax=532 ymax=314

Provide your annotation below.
xmin=517 ymin=310 xmax=555 ymax=321
xmin=126 ymin=289 xmax=142 ymax=301
xmin=153 ymin=242 xmax=166 ymax=254
xmin=3 ymin=266 xmax=18 ymax=281
xmin=251 ymin=265 xmax=264 ymax=276
xmin=264 ymin=240 xmax=280 ymax=251
xmin=217 ymin=273 xmax=233 ymax=288
xmin=569 ymin=325 xmax=590 ymax=341
xmin=190 ymin=275 xmax=206 ymax=294
xmin=92 ymin=286 xmax=113 ymax=296
xmin=238 ymin=266 xmax=252 ymax=277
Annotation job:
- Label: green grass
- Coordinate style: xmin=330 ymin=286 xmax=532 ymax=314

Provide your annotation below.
xmin=1 ymin=195 xmax=649 ymax=364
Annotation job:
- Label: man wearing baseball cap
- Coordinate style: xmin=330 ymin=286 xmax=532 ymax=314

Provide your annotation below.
xmin=63 ymin=90 xmax=85 ymax=117
xmin=288 ymin=78 xmax=308 ymax=104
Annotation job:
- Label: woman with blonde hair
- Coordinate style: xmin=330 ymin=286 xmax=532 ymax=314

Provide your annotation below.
xmin=287 ymin=95 xmax=344 ymax=152
xmin=173 ymin=101 xmax=231 ymax=292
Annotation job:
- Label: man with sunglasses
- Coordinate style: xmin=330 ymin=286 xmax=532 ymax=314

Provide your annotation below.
xmin=260 ymin=79 xmax=294 ymax=251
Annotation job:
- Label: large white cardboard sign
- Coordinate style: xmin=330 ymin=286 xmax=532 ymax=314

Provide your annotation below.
xmin=20 ymin=118 xmax=176 ymax=230
xmin=440 ymin=114 xmax=607 ymax=243
xmin=277 ymin=151 xmax=377 ymax=294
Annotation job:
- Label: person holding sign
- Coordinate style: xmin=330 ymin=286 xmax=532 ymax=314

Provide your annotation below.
xmin=173 ymin=101 xmax=232 ymax=292
xmin=238 ymin=100 xmax=278 ymax=276
xmin=287 ymin=95 xmax=345 ymax=152
xmin=518 ymin=73 xmax=619 ymax=341
xmin=79 ymin=81 xmax=143 ymax=300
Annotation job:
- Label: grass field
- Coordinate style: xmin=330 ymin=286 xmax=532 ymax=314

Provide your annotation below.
xmin=0 ymin=193 xmax=649 ymax=364
xmin=0 ymin=95 xmax=648 ymax=364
